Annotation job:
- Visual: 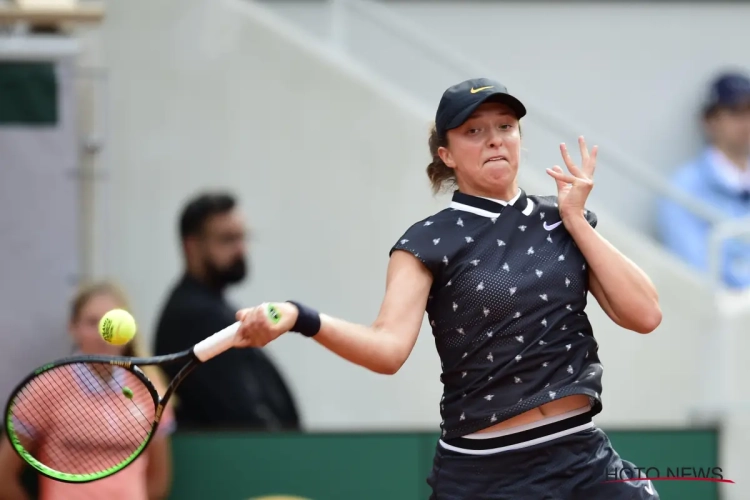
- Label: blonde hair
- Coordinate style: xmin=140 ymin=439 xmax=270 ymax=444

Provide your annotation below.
xmin=70 ymin=281 xmax=171 ymax=397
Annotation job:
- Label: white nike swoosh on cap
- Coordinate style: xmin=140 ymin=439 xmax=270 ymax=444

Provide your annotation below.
xmin=543 ymin=221 xmax=563 ymax=231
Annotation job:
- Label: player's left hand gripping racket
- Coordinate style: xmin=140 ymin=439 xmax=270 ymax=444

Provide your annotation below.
xmin=3 ymin=304 xmax=281 ymax=483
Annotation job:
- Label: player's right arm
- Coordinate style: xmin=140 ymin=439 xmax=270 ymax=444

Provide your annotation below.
xmin=313 ymin=250 xmax=433 ymax=374
xmin=0 ymin=435 xmax=30 ymax=500
xmin=237 ymin=250 xmax=433 ymax=375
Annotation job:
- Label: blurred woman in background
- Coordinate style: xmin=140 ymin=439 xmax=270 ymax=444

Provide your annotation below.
xmin=0 ymin=281 xmax=174 ymax=500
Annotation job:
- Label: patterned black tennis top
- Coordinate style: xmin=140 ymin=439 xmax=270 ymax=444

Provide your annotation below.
xmin=390 ymin=189 xmax=603 ymax=440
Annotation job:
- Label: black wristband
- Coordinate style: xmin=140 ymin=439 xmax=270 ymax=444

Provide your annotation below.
xmin=286 ymin=301 xmax=321 ymax=337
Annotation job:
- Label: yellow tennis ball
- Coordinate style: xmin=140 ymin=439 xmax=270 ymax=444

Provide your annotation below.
xmin=99 ymin=309 xmax=137 ymax=346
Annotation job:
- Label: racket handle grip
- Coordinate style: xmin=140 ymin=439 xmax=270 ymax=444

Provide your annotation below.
xmin=193 ymin=321 xmax=240 ymax=362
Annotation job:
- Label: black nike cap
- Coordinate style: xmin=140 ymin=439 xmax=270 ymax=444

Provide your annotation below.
xmin=435 ymin=77 xmax=527 ymax=138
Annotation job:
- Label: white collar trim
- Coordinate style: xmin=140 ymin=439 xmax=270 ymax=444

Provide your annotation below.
xmin=449 ymin=189 xmax=534 ymax=218
xmin=478 ymin=189 xmax=523 ymax=206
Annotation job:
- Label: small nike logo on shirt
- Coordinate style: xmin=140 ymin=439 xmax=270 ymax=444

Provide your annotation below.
xmin=543 ymin=221 xmax=563 ymax=231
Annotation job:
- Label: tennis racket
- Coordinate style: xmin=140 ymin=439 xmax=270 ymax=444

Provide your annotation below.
xmin=3 ymin=304 xmax=281 ymax=483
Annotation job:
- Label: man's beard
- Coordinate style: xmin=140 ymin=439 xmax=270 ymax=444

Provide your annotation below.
xmin=206 ymin=256 xmax=248 ymax=288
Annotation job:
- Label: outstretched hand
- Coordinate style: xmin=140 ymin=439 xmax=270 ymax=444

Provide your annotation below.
xmin=546 ymin=136 xmax=598 ymax=221
xmin=234 ymin=302 xmax=299 ymax=348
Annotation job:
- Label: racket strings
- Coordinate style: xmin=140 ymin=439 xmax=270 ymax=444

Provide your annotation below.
xmin=8 ymin=362 xmax=156 ymax=476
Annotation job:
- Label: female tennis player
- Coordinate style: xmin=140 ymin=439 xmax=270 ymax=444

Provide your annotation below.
xmin=235 ymin=77 xmax=662 ymax=499
xmin=0 ymin=281 xmax=175 ymax=500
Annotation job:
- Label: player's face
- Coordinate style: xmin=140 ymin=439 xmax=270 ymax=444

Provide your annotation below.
xmin=69 ymin=293 xmax=126 ymax=356
xmin=200 ymin=209 xmax=249 ymax=286
xmin=440 ymin=102 xmax=521 ymax=199
xmin=706 ymin=102 xmax=750 ymax=157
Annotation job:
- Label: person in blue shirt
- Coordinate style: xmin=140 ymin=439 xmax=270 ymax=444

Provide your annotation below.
xmin=659 ymin=70 xmax=750 ymax=288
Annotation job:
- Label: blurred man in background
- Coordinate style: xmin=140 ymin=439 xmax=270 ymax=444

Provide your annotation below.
xmin=154 ymin=192 xmax=301 ymax=431
xmin=659 ymin=70 xmax=750 ymax=288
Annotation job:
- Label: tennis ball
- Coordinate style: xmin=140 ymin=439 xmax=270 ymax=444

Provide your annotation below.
xmin=99 ymin=308 xmax=137 ymax=346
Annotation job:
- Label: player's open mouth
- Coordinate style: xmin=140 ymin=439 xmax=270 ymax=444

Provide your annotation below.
xmin=485 ymin=156 xmax=506 ymax=164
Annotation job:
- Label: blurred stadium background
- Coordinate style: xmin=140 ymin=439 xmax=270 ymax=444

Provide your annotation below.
xmin=1 ymin=0 xmax=749 ymax=499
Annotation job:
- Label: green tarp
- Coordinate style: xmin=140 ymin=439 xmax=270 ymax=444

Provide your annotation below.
xmin=0 ymin=62 xmax=58 ymax=125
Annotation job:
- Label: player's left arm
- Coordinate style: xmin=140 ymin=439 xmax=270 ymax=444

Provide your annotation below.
xmin=566 ymin=215 xmax=662 ymax=334
xmin=145 ymin=434 xmax=172 ymax=500
xmin=547 ymin=137 xmax=661 ymax=334
xmin=0 ymin=435 xmax=30 ymax=500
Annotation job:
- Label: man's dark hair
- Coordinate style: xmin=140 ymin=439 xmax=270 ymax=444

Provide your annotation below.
xmin=179 ymin=192 xmax=236 ymax=240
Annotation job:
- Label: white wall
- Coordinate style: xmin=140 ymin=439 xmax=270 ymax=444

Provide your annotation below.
xmin=262 ymin=0 xmax=750 ymax=238
xmin=713 ymin=298 xmax=750 ymax=500
xmin=99 ymin=0 xmax=444 ymax=431
xmin=95 ymin=0 xmax=717 ymax=431
xmin=0 ymin=53 xmax=80 ymax=405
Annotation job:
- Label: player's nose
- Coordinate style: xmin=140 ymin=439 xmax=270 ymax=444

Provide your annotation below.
xmin=486 ymin=128 xmax=504 ymax=149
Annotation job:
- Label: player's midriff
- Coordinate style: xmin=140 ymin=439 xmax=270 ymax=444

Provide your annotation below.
xmin=474 ymin=394 xmax=591 ymax=434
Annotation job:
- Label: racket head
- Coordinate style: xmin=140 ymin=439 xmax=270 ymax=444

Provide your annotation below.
xmin=4 ymin=356 xmax=163 ymax=483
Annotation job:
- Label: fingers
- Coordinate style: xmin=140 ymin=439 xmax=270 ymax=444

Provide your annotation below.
xmin=578 ymin=136 xmax=589 ymax=165
xmin=547 ymin=165 xmax=568 ymax=193
xmin=577 ymin=136 xmax=598 ymax=178
xmin=561 ymin=137 xmax=598 ymax=179
xmin=251 ymin=303 xmax=265 ymax=323
xmin=586 ymin=144 xmax=598 ymax=178
xmin=559 ymin=143 xmax=585 ymax=178
xmin=548 ymin=166 xmax=569 ymax=192
xmin=235 ymin=308 xmax=252 ymax=322
xmin=546 ymin=166 xmax=576 ymax=186
xmin=236 ymin=303 xmax=280 ymax=348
